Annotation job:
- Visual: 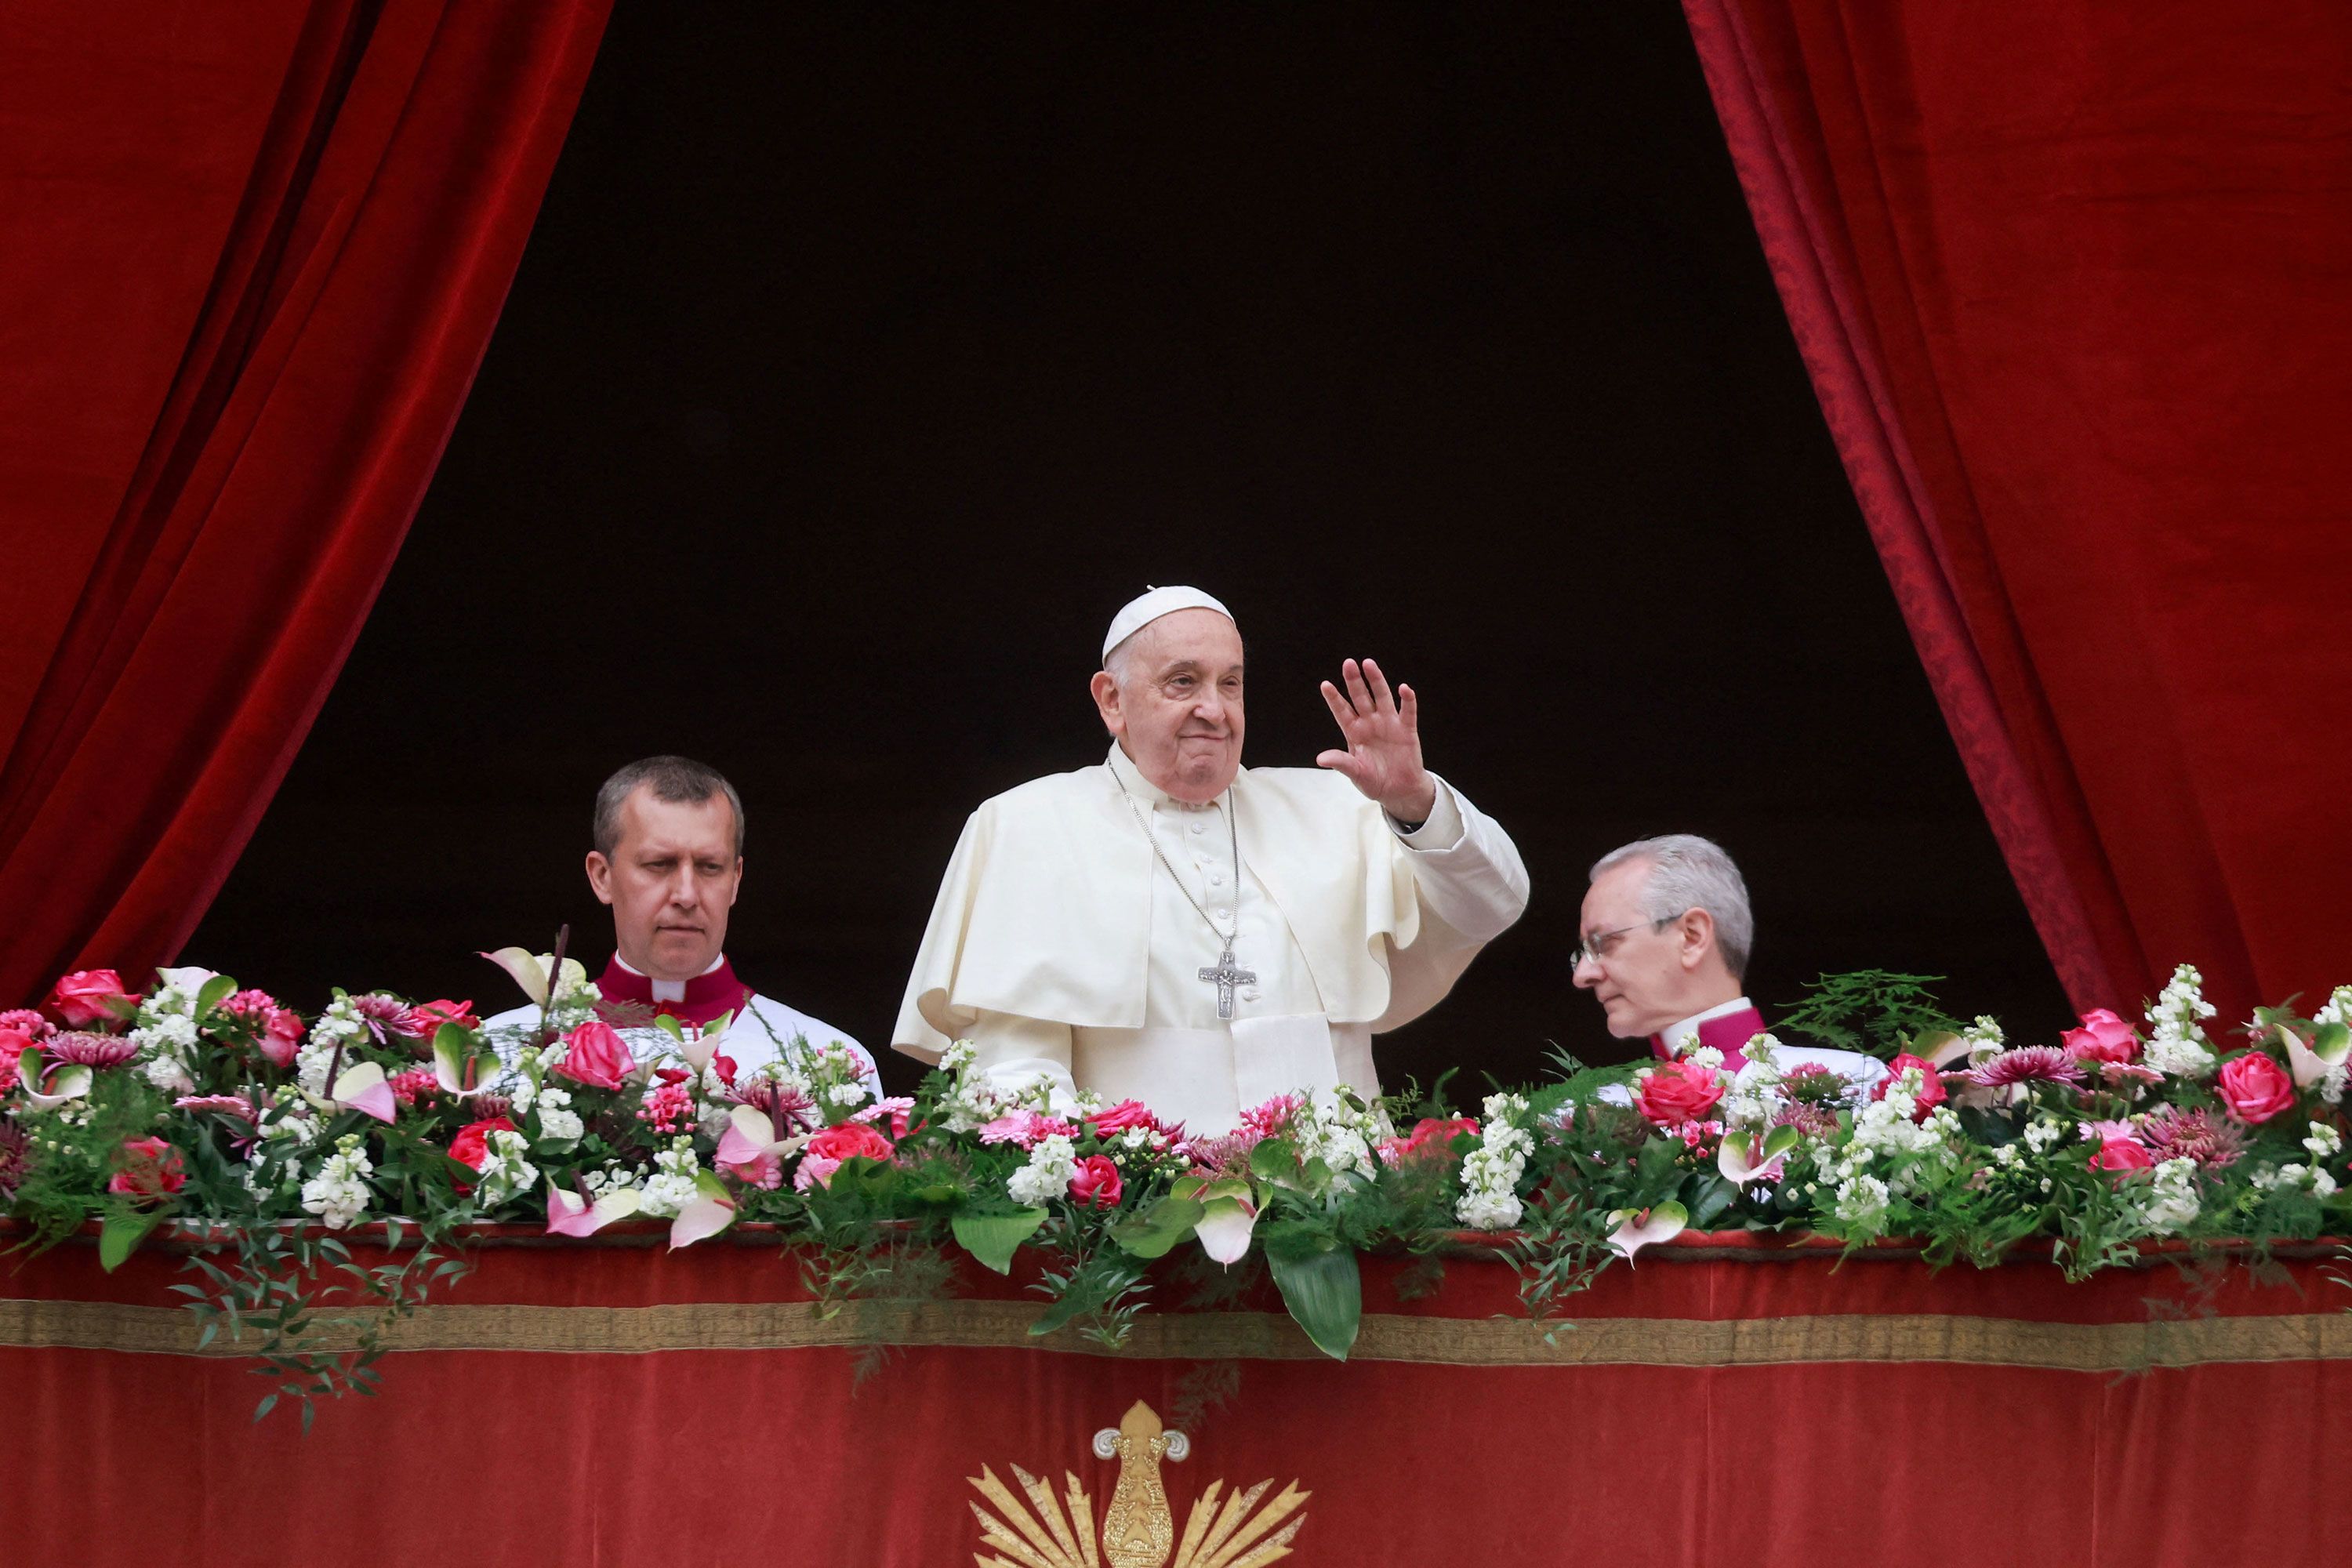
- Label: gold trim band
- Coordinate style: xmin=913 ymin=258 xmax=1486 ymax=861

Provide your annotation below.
xmin=4 ymin=1296 xmax=2347 ymax=1371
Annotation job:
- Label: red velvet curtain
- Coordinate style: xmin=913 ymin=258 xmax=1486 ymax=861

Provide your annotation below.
xmin=0 ymin=0 xmax=609 ymax=1004
xmin=1684 ymin=1 xmax=2352 ymax=1027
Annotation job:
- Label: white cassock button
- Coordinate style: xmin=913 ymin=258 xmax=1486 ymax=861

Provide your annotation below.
xmin=1207 ymin=873 xmax=1225 ymax=887
xmin=1241 ymin=986 xmax=1261 ymax=1003
xmin=1215 ymin=909 xmax=1232 ymax=923
xmin=1189 ymin=821 xmax=1205 ymax=835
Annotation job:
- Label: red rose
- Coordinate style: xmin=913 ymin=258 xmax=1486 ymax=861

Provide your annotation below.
xmin=1068 ymin=1154 xmax=1123 ymax=1208
xmin=46 ymin=970 xmax=136 ymax=1029
xmin=107 ymin=1136 xmax=186 ymax=1200
xmin=2062 ymin=1007 xmax=2140 ymax=1065
xmin=2217 ymin=1052 xmax=2296 ymax=1125
xmin=804 ymin=1121 xmax=894 ymax=1167
xmin=448 ymin=1116 xmax=520 ymax=1172
xmin=1874 ymin=1054 xmax=1947 ymax=1121
xmin=1378 ymin=1116 xmax=1480 ymax=1167
xmin=2089 ymin=1134 xmax=2154 ymax=1174
xmin=1635 ymin=1061 xmax=1724 ymax=1127
xmin=405 ymin=999 xmax=480 ymax=1040
xmin=1089 ymin=1099 xmax=1159 ymax=1136
xmin=552 ymin=1020 xmax=634 ymax=1091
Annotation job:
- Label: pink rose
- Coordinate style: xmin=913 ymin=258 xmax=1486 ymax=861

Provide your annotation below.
xmin=1635 ymin=1061 xmax=1724 ymax=1127
xmin=1068 ymin=1154 xmax=1124 ymax=1208
xmin=258 ymin=1008 xmax=304 ymax=1069
xmin=805 ymin=1121 xmax=895 ymax=1167
xmin=2089 ymin=1134 xmax=2154 ymax=1174
xmin=45 ymin=970 xmax=136 ymax=1028
xmin=1875 ymin=1053 xmax=1947 ymax=1121
xmin=2217 ymin=1052 xmax=2296 ymax=1125
xmin=0 ymin=1029 xmax=25 ymax=1094
xmin=107 ymin=1136 xmax=186 ymax=1200
xmin=1089 ymin=1099 xmax=1160 ymax=1136
xmin=552 ymin=1020 xmax=634 ymax=1091
xmin=2062 ymin=1007 xmax=2140 ymax=1065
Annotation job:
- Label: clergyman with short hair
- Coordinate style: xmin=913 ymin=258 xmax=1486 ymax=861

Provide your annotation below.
xmin=485 ymin=755 xmax=877 ymax=1087
xmin=1571 ymin=833 xmax=1885 ymax=1087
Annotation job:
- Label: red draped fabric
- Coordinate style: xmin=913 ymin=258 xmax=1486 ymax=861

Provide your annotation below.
xmin=1683 ymin=1 xmax=2352 ymax=1027
xmin=0 ymin=0 xmax=609 ymax=1004
xmin=5 ymin=1233 xmax=2349 ymax=1566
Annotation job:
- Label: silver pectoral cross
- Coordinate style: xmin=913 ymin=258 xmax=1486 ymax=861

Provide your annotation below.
xmin=1198 ymin=945 xmax=1257 ymax=1021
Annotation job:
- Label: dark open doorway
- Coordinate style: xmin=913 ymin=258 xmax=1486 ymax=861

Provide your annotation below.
xmin=189 ymin=5 xmax=2069 ymax=1093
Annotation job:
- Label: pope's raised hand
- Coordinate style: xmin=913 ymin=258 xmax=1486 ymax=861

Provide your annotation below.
xmin=1316 ymin=658 xmax=1439 ymax=825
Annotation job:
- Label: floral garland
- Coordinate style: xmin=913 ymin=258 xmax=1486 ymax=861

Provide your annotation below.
xmin=6 ymin=954 xmax=2352 ymax=1422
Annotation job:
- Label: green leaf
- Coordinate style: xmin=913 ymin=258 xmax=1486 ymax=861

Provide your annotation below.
xmin=253 ymin=1394 xmax=278 ymax=1423
xmin=97 ymin=1210 xmax=162 ymax=1272
xmin=194 ymin=974 xmax=238 ymax=1018
xmin=651 ymin=1014 xmax=686 ymax=1044
xmin=1249 ymin=1138 xmax=1299 ymax=1181
xmin=950 ymin=1208 xmax=1047 ymax=1275
xmin=1110 ymin=1196 xmax=1205 ymax=1261
xmin=1268 ymin=1246 xmax=1361 ymax=1361
xmin=2313 ymin=1022 xmax=2350 ymax=1065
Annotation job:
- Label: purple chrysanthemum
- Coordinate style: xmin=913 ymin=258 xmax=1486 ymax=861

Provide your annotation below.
xmin=2140 ymin=1106 xmax=2247 ymax=1170
xmin=1965 ymin=1046 xmax=2086 ymax=1090
xmin=350 ymin=993 xmax=416 ymax=1040
xmin=1771 ymin=1101 xmax=1841 ymax=1138
xmin=45 ymin=1032 xmax=138 ymax=1069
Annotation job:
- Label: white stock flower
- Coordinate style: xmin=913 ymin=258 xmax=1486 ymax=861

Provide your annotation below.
xmin=2141 ymin=1158 xmax=2201 ymax=1234
xmin=634 ymin=1139 xmax=702 ymax=1218
xmin=471 ymin=1129 xmax=539 ymax=1207
xmin=1008 ymin=1134 xmax=1080 ymax=1207
xmin=1833 ymin=1174 xmax=1891 ymax=1232
xmin=1455 ymin=1094 xmax=1532 ymax=1232
xmin=2143 ymin=964 xmax=2219 ymax=1080
xmin=299 ymin=1137 xmax=374 ymax=1230
xmin=535 ymin=1086 xmax=583 ymax=1142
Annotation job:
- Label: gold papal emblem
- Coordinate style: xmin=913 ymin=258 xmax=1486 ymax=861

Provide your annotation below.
xmin=968 ymin=1399 xmax=1310 ymax=1567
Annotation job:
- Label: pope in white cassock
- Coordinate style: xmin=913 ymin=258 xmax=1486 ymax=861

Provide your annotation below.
xmin=892 ymin=587 xmax=1530 ymax=1134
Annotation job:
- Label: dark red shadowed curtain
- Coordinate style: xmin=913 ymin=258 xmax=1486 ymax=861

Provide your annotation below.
xmin=1682 ymin=1 xmax=2352 ymax=1029
xmin=0 ymin=0 xmax=610 ymax=1004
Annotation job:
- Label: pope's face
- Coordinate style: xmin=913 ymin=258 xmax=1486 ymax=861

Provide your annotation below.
xmin=1571 ymin=857 xmax=1695 ymax=1040
xmin=586 ymin=786 xmax=742 ymax=982
xmin=1092 ymin=609 xmax=1247 ymax=804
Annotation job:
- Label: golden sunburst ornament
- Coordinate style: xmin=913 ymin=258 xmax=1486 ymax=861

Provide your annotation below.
xmin=967 ymin=1400 xmax=1310 ymax=1568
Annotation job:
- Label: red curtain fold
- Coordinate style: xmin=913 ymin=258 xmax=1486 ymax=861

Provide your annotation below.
xmin=1684 ymin=0 xmax=2352 ymax=1026
xmin=0 ymin=0 xmax=610 ymax=1004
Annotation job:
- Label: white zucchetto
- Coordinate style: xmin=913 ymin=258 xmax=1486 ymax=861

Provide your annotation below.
xmin=1102 ymin=585 xmax=1235 ymax=662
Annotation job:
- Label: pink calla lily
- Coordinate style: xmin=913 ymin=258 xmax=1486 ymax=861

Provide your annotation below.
xmin=668 ymin=1171 xmax=738 ymax=1250
xmin=327 ymin=1061 xmax=397 ymax=1123
xmin=544 ymin=1178 xmax=641 ymax=1237
xmin=1717 ymin=1127 xmax=1795 ymax=1185
xmin=16 ymin=1049 xmax=93 ymax=1109
xmin=713 ymin=1105 xmax=807 ymax=1189
xmin=1607 ymin=1201 xmax=1689 ymax=1261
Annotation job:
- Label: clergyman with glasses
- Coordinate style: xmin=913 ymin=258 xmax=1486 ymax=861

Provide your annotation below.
xmin=1571 ymin=834 xmax=1886 ymax=1088
xmin=891 ymin=586 xmax=1530 ymax=1137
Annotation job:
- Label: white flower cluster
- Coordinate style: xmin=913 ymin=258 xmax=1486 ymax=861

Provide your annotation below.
xmin=2022 ymin=1118 xmax=2067 ymax=1152
xmin=2140 ymin=1157 xmax=2201 ymax=1234
xmin=1007 ymin=1133 xmax=1080 ymax=1207
xmin=2313 ymin=985 xmax=2352 ymax=1105
xmin=535 ymin=1085 xmax=583 ymax=1142
xmin=1817 ymin=1072 xmax=1959 ymax=1240
xmin=633 ymin=1138 xmax=703 ymax=1218
xmin=1957 ymin=1015 xmax=2006 ymax=1064
xmin=2143 ymin=964 xmax=2217 ymax=1080
xmin=935 ymin=1040 xmax=1034 ymax=1134
xmin=132 ymin=1011 xmax=201 ymax=1093
xmin=1290 ymin=1094 xmax=1382 ymax=1184
xmin=298 ymin=995 xmax=372 ymax=1095
xmin=470 ymin=1128 xmax=539 ymax=1207
xmin=1719 ymin=1039 xmax=1787 ymax=1129
xmin=1455 ymin=1093 xmax=1531 ymax=1231
xmin=2251 ymin=1162 xmax=2339 ymax=1200
xmin=299 ymin=1135 xmax=374 ymax=1229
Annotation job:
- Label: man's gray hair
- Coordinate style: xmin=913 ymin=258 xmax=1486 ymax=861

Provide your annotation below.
xmin=1590 ymin=834 xmax=1753 ymax=978
xmin=593 ymin=756 xmax=745 ymax=858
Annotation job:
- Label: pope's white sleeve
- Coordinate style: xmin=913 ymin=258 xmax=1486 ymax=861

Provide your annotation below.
xmin=1392 ymin=774 xmax=1530 ymax=942
xmin=969 ymin=1011 xmax=1080 ymax=1111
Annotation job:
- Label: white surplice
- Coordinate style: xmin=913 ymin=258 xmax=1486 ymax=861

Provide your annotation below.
xmin=891 ymin=743 xmax=1529 ymax=1134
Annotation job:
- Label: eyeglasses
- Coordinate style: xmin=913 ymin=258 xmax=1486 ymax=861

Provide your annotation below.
xmin=1571 ymin=911 xmax=1688 ymax=970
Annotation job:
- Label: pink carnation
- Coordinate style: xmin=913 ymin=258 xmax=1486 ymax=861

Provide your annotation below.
xmin=978 ymin=1109 xmax=1076 ymax=1149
